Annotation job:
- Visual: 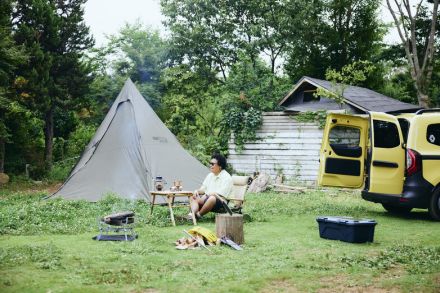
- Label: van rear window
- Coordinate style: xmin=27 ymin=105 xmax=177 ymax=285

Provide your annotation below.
xmin=373 ymin=120 xmax=400 ymax=148
xmin=427 ymin=124 xmax=440 ymax=146
xmin=329 ymin=126 xmax=360 ymax=146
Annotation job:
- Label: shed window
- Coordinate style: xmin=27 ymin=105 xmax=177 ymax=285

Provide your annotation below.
xmin=427 ymin=124 xmax=440 ymax=146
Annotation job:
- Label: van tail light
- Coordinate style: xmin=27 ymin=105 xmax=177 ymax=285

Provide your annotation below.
xmin=406 ymin=148 xmax=421 ymax=176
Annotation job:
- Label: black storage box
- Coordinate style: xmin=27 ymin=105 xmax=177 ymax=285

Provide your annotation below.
xmin=316 ymin=216 xmax=377 ymax=243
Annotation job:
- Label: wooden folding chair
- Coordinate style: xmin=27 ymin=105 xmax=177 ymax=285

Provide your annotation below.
xmin=223 ymin=175 xmax=250 ymax=214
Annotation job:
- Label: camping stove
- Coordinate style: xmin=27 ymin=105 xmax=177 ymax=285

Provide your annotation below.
xmin=94 ymin=211 xmax=137 ymax=241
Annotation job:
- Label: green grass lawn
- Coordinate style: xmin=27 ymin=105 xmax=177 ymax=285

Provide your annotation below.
xmin=0 ymin=185 xmax=439 ymax=292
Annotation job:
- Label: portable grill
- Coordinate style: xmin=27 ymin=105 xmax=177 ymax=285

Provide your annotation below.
xmin=93 ymin=211 xmax=137 ymax=241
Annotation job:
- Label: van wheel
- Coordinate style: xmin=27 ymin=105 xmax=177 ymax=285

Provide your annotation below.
xmin=382 ymin=203 xmax=412 ymax=215
xmin=428 ymin=188 xmax=440 ymax=221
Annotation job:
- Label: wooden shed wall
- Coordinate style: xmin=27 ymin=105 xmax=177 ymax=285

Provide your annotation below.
xmin=228 ymin=112 xmax=323 ymax=185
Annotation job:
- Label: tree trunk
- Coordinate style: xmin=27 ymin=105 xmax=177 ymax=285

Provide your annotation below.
xmin=417 ymin=91 xmax=430 ymax=109
xmin=0 ymin=138 xmax=4 ymax=173
xmin=44 ymin=107 xmax=54 ymax=171
xmin=386 ymin=0 xmax=439 ymax=108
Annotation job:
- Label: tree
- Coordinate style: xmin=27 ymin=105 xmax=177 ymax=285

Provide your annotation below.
xmin=160 ymin=64 xmax=225 ymax=158
xmin=161 ymin=0 xmax=302 ymax=80
xmin=12 ymin=0 xmax=94 ymax=170
xmin=386 ymin=0 xmax=439 ymax=107
xmin=0 ymin=0 xmax=27 ymax=173
xmin=315 ymin=60 xmax=376 ymax=105
xmin=105 ymin=22 xmax=168 ymax=109
xmin=161 ymin=0 xmax=238 ymax=81
xmin=285 ymin=0 xmax=384 ymax=81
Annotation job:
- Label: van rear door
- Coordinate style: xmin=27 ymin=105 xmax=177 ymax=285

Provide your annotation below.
xmin=366 ymin=112 xmax=405 ymax=195
xmin=318 ymin=114 xmax=369 ymax=188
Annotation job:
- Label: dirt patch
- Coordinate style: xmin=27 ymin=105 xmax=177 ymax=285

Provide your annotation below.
xmin=46 ymin=182 xmax=63 ymax=194
xmin=1 ymin=181 xmax=63 ymax=195
xmin=317 ymin=275 xmax=401 ymax=293
xmin=131 ymin=289 xmax=159 ymax=293
xmin=433 ymin=274 xmax=440 ymax=291
xmin=259 ymin=279 xmax=299 ymax=293
xmin=318 ymin=286 xmax=400 ymax=293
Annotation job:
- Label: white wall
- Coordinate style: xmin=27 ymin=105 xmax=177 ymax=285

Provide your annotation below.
xmin=228 ymin=112 xmax=323 ymax=185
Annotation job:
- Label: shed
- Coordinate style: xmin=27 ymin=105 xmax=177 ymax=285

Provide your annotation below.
xmin=228 ymin=76 xmax=421 ymax=185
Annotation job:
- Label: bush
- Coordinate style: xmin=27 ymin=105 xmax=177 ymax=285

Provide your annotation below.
xmin=46 ymin=158 xmax=76 ymax=182
xmin=65 ymin=123 xmax=96 ymax=158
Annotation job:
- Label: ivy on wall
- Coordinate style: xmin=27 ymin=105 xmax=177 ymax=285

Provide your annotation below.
xmin=224 ymin=107 xmax=262 ymax=151
xmin=294 ymin=110 xmax=328 ymax=128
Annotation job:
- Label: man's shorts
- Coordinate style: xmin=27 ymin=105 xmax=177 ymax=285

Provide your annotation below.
xmin=203 ymin=195 xmax=224 ymax=212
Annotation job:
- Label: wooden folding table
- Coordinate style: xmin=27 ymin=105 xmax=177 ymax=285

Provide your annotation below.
xmin=149 ymin=190 xmax=196 ymax=226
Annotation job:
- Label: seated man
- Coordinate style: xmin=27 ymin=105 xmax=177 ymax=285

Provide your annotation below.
xmin=190 ymin=153 xmax=233 ymax=219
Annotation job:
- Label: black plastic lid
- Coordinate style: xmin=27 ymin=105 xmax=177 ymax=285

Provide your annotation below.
xmin=316 ymin=216 xmax=377 ymax=225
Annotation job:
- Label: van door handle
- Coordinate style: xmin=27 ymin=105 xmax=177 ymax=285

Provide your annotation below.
xmin=372 ymin=160 xmax=398 ymax=168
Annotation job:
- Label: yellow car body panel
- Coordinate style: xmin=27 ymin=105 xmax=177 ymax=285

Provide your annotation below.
xmin=318 ymin=114 xmax=368 ymax=188
xmin=368 ymin=112 xmax=405 ymax=195
xmin=406 ymin=113 xmax=440 ymax=186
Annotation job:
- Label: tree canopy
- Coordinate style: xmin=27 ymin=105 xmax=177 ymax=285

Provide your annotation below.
xmin=1 ymin=0 xmax=439 ymax=179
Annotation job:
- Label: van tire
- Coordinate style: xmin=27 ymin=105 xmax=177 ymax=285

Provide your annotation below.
xmin=428 ymin=188 xmax=440 ymax=221
xmin=382 ymin=203 xmax=412 ymax=215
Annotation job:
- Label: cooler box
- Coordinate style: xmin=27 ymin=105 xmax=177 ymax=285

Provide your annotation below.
xmin=316 ymin=216 xmax=377 ymax=243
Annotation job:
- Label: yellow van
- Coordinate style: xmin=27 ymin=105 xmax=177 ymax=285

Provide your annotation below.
xmin=318 ymin=109 xmax=440 ymax=220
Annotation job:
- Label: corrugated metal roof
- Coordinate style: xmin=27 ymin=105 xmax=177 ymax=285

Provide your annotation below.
xmin=279 ymin=76 xmax=422 ymax=113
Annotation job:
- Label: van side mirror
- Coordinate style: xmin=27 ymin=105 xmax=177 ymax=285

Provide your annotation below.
xmin=401 ymin=143 xmax=406 ymax=149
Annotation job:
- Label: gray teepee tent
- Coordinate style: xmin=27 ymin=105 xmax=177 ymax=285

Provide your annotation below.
xmin=51 ymin=79 xmax=208 ymax=202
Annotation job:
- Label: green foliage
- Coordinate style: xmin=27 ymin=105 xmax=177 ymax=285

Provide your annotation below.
xmin=161 ymin=0 xmax=306 ymax=78
xmin=286 ymin=0 xmax=384 ymax=81
xmin=341 ymin=245 xmax=440 ymax=274
xmin=0 ymin=0 xmax=28 ymax=172
xmin=3 ymin=100 xmax=45 ymax=175
xmin=222 ymin=56 xmax=289 ymax=151
xmin=380 ymin=69 xmax=416 ymax=104
xmin=160 ymin=64 xmax=227 ymax=160
xmin=11 ymin=0 xmax=95 ymax=170
xmin=46 ymin=158 xmax=75 ymax=182
xmin=224 ymin=107 xmax=262 ymax=151
xmin=245 ymin=189 xmax=375 ymax=222
xmin=315 ymin=60 xmax=377 ymax=105
xmin=44 ymin=121 xmax=95 ymax=181
xmin=294 ymin=111 xmax=328 ymax=128
xmin=104 ymin=21 xmax=168 ymax=109
xmin=325 ymin=60 xmax=376 ymax=86
xmin=65 ymin=123 xmax=96 ymax=158
xmin=0 ymin=193 xmax=151 ymax=235
xmin=0 ymin=243 xmax=62 ymax=270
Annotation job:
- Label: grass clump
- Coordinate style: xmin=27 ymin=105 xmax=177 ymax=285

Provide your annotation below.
xmin=0 ymin=243 xmax=62 ymax=270
xmin=341 ymin=245 xmax=440 ymax=274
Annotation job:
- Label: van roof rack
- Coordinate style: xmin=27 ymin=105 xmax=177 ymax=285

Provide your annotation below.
xmin=415 ymin=108 xmax=440 ymax=115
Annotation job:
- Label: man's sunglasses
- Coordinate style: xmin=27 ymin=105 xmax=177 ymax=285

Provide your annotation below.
xmin=209 ymin=161 xmax=217 ymax=166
